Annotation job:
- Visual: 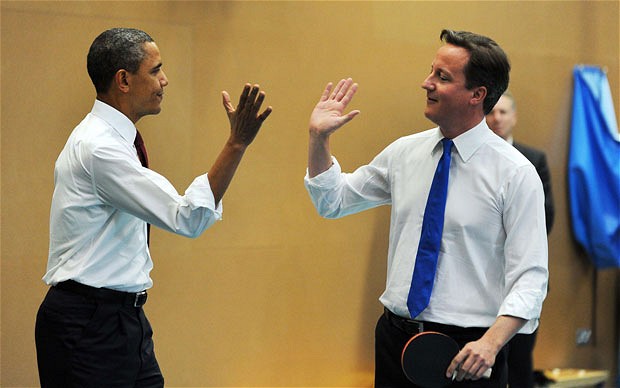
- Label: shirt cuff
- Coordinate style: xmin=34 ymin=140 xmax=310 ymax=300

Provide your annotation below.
xmin=498 ymin=289 xmax=545 ymax=334
xmin=304 ymin=156 xmax=341 ymax=187
xmin=186 ymin=174 xmax=223 ymax=219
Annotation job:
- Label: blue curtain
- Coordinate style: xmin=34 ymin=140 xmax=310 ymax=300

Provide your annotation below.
xmin=568 ymin=65 xmax=620 ymax=269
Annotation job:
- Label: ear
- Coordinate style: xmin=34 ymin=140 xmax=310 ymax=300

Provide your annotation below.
xmin=470 ymin=86 xmax=487 ymax=107
xmin=113 ymin=69 xmax=130 ymax=93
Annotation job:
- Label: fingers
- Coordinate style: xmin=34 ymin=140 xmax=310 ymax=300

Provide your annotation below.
xmin=446 ymin=354 xmax=462 ymax=379
xmin=228 ymin=83 xmax=272 ymax=120
xmin=329 ymin=78 xmax=355 ymax=102
xmin=222 ymin=91 xmax=234 ymax=113
xmin=251 ymin=90 xmax=273 ymax=123
xmin=258 ymin=105 xmax=273 ymax=122
xmin=341 ymin=82 xmax=358 ymax=106
xmin=447 ymin=346 xmax=494 ymax=381
xmin=233 ymin=83 xmax=263 ymax=113
xmin=250 ymin=89 xmax=266 ymax=117
xmin=320 ymin=82 xmax=333 ymax=102
xmin=330 ymin=79 xmax=347 ymax=100
xmin=309 ymin=77 xmax=360 ymax=136
xmin=244 ymin=84 xmax=260 ymax=112
xmin=236 ymin=83 xmax=252 ymax=111
xmin=320 ymin=78 xmax=358 ymax=111
xmin=226 ymin=83 xmax=272 ymax=147
xmin=341 ymin=109 xmax=361 ymax=124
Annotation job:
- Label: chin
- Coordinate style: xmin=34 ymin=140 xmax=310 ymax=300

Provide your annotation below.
xmin=424 ymin=110 xmax=437 ymax=123
xmin=138 ymin=109 xmax=162 ymax=120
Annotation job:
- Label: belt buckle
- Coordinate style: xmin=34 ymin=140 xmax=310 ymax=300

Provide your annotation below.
xmin=134 ymin=291 xmax=147 ymax=307
xmin=404 ymin=318 xmax=424 ymax=334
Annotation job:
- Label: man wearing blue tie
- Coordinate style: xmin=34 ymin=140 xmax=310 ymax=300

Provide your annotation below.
xmin=304 ymin=30 xmax=548 ymax=387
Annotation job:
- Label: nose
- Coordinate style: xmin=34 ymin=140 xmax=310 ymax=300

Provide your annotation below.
xmin=160 ymin=70 xmax=169 ymax=87
xmin=421 ymin=75 xmax=433 ymax=91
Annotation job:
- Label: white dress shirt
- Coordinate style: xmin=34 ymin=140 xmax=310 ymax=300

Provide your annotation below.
xmin=305 ymin=120 xmax=548 ymax=334
xmin=44 ymin=100 xmax=222 ymax=292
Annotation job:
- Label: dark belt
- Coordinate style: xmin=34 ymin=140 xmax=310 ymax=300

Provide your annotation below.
xmin=384 ymin=308 xmax=425 ymax=335
xmin=55 ymin=280 xmax=148 ymax=308
xmin=384 ymin=307 xmax=489 ymax=338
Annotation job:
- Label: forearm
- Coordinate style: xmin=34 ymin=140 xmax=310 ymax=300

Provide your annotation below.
xmin=308 ymin=133 xmax=333 ymax=178
xmin=481 ymin=315 xmax=527 ymax=353
xmin=207 ymin=138 xmax=247 ymax=205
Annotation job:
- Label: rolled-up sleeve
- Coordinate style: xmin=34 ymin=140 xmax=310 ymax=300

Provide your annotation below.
xmin=498 ymin=165 xmax=549 ymax=333
xmin=90 ymin=144 xmax=222 ymax=238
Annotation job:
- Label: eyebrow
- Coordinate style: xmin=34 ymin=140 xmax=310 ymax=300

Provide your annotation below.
xmin=431 ymin=62 xmax=449 ymax=74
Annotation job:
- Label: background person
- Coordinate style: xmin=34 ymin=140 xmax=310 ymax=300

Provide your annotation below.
xmin=486 ymin=91 xmax=555 ymax=233
xmin=486 ymin=90 xmax=555 ymax=388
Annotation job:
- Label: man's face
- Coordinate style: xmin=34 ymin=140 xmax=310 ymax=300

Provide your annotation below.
xmin=486 ymin=95 xmax=517 ymax=140
xmin=126 ymin=42 xmax=168 ymax=123
xmin=421 ymin=44 xmax=474 ymax=131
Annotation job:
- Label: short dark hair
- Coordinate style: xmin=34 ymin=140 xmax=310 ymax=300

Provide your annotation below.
xmin=440 ymin=29 xmax=510 ymax=115
xmin=87 ymin=28 xmax=154 ymax=94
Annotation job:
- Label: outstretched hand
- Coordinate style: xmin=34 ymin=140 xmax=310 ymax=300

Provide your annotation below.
xmin=309 ymin=78 xmax=360 ymax=138
xmin=222 ymin=83 xmax=272 ymax=147
xmin=208 ymin=84 xmax=271 ymax=205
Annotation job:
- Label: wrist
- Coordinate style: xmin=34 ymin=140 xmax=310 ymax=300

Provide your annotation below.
xmin=225 ymin=138 xmax=248 ymax=152
xmin=309 ymin=127 xmax=331 ymax=142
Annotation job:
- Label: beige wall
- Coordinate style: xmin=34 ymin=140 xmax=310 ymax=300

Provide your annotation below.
xmin=2 ymin=1 xmax=618 ymax=386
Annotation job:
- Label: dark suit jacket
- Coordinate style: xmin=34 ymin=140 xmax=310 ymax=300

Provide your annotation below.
xmin=514 ymin=142 xmax=555 ymax=234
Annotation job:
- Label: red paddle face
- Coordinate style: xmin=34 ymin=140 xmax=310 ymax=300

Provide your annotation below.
xmin=401 ymin=331 xmax=459 ymax=387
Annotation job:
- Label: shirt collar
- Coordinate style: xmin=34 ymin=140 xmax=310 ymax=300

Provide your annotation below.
xmin=449 ymin=119 xmax=493 ymax=162
xmin=91 ymin=99 xmax=137 ymax=144
xmin=430 ymin=129 xmax=446 ymax=157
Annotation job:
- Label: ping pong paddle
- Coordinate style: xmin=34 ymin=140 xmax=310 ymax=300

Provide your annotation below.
xmin=401 ymin=331 xmax=492 ymax=387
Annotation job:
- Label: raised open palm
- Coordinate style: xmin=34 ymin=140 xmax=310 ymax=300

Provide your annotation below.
xmin=309 ymin=78 xmax=360 ymax=137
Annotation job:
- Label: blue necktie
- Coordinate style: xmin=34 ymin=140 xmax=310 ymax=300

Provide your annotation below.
xmin=407 ymin=138 xmax=453 ymax=318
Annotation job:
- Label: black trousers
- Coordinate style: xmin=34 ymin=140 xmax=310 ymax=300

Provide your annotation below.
xmin=507 ymin=331 xmax=538 ymax=388
xmin=375 ymin=312 xmax=508 ymax=388
xmin=35 ymin=286 xmax=164 ymax=388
